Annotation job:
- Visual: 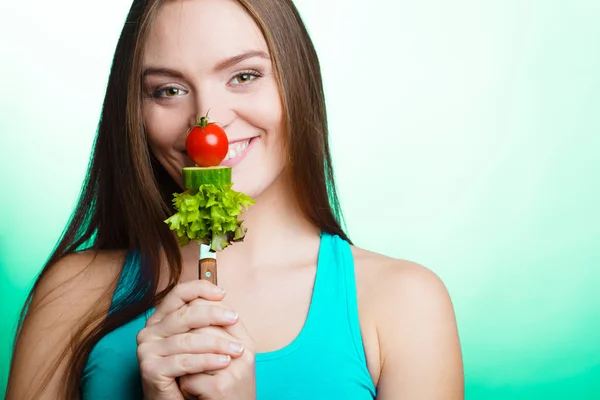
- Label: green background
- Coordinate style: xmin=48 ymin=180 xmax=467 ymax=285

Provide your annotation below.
xmin=1 ymin=0 xmax=598 ymax=398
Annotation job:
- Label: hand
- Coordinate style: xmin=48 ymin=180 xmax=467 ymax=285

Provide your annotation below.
xmin=137 ymin=280 xmax=246 ymax=400
xmin=179 ymin=317 xmax=257 ymax=400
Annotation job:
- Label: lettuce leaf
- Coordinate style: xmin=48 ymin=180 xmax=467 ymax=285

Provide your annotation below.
xmin=164 ymin=183 xmax=255 ymax=251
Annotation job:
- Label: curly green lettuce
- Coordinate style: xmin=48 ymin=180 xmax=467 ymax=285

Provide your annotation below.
xmin=164 ymin=183 xmax=255 ymax=251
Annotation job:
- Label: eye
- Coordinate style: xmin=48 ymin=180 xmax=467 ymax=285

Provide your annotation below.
xmin=151 ymin=86 xmax=188 ymax=99
xmin=164 ymin=87 xmax=182 ymax=97
xmin=229 ymin=70 xmax=263 ymax=86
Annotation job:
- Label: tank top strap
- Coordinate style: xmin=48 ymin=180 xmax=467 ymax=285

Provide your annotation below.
xmin=310 ymin=232 xmax=369 ymax=365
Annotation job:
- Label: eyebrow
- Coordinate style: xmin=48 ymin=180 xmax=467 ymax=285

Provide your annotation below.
xmin=142 ymin=50 xmax=270 ymax=78
xmin=214 ymin=50 xmax=270 ymax=71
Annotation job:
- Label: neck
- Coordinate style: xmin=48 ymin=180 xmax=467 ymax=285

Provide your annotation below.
xmin=179 ymin=171 xmax=320 ymax=270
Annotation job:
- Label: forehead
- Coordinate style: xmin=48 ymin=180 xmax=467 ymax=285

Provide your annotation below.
xmin=144 ymin=0 xmax=268 ymax=67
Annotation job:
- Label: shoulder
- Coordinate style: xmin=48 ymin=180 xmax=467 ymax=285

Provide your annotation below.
xmin=6 ymin=250 xmax=127 ymax=399
xmin=352 ymin=246 xmax=454 ymax=311
xmin=351 ymin=246 xmax=464 ymax=397
xmin=43 ymin=249 xmax=126 ymax=282
xmin=351 ymin=246 xmax=455 ymax=315
xmin=23 ymin=249 xmax=128 ymax=331
xmin=31 ymin=250 xmax=126 ymax=308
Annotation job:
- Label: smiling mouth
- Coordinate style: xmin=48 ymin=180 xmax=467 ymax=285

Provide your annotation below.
xmin=224 ymin=139 xmax=251 ymax=161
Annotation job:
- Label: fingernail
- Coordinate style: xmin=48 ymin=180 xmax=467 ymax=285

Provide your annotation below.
xmin=224 ymin=310 xmax=238 ymax=321
xmin=229 ymin=342 xmax=244 ymax=353
xmin=219 ymin=355 xmax=231 ymax=364
xmin=212 ymin=286 xmax=225 ymax=294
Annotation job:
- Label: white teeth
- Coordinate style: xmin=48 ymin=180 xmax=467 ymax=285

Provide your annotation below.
xmin=223 ymin=139 xmax=250 ymax=161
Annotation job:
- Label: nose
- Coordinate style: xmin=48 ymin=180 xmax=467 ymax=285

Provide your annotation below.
xmin=189 ymin=88 xmax=233 ymax=131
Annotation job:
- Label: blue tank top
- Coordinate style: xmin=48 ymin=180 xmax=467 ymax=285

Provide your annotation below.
xmin=80 ymin=232 xmax=377 ymax=399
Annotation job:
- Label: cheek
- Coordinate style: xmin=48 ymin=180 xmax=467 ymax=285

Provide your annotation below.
xmin=242 ymin=86 xmax=284 ymax=142
xmin=143 ymin=103 xmax=188 ymax=149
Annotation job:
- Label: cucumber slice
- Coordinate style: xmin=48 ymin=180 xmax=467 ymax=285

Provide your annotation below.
xmin=183 ymin=166 xmax=232 ymax=188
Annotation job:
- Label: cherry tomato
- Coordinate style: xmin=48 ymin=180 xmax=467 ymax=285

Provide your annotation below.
xmin=185 ymin=113 xmax=228 ymax=167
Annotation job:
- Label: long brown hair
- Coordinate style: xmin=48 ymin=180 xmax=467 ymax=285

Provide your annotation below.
xmin=9 ymin=0 xmax=348 ymax=398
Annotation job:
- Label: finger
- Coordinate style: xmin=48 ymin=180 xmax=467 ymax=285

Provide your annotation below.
xmin=194 ymin=299 xmax=250 ymax=342
xmin=141 ymin=353 xmax=231 ymax=380
xmin=149 ymin=332 xmax=245 ymax=358
xmin=186 ymin=326 xmax=255 ymax=377
xmin=148 ymin=280 xmax=226 ymax=325
xmin=188 ymin=311 xmax=254 ymax=350
xmin=189 ymin=325 xmax=233 ymax=337
xmin=143 ymin=303 xmax=240 ymax=340
xmin=179 ymin=370 xmax=234 ymax=398
xmin=220 ymin=315 xmax=253 ymax=344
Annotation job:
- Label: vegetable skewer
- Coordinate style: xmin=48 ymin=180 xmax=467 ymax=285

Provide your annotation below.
xmin=164 ymin=112 xmax=255 ymax=283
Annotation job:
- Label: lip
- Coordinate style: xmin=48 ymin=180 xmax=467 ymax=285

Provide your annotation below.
xmin=220 ymin=136 xmax=257 ymax=167
xmin=228 ymin=137 xmax=255 ymax=145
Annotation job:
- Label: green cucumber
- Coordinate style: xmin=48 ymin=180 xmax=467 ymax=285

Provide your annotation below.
xmin=183 ymin=166 xmax=232 ymax=189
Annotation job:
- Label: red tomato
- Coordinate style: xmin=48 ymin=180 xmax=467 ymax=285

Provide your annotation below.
xmin=185 ymin=114 xmax=228 ymax=167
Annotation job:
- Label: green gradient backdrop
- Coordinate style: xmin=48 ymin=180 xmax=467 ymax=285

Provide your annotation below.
xmin=1 ymin=0 xmax=599 ymax=398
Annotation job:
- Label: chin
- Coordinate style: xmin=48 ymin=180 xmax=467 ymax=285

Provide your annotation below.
xmin=231 ymin=179 xmax=264 ymax=200
xmin=231 ymin=166 xmax=287 ymax=201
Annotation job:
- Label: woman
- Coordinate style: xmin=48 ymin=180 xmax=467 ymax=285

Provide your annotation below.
xmin=6 ymin=0 xmax=464 ymax=399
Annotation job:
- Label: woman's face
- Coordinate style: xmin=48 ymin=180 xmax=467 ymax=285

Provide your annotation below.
xmin=142 ymin=0 xmax=285 ymax=198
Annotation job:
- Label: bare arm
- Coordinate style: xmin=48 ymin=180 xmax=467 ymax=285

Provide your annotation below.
xmin=375 ymin=262 xmax=464 ymax=399
xmin=5 ymin=251 xmax=122 ymax=400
